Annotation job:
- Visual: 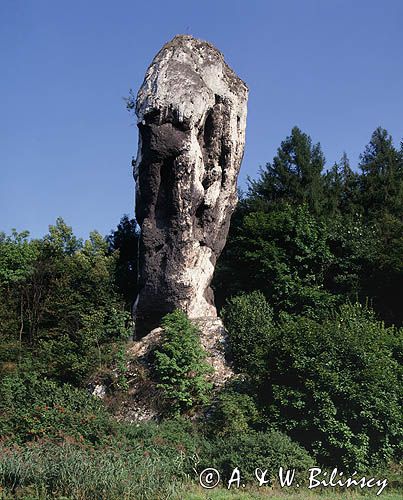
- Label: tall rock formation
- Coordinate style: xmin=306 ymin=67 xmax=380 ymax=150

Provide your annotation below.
xmin=133 ymin=35 xmax=248 ymax=337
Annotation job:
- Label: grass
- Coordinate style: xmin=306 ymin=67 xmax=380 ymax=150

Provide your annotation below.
xmin=0 ymin=483 xmax=401 ymax=499
xmin=0 ymin=441 xmax=190 ymax=499
xmin=184 ymin=488 xmax=402 ymax=499
xmin=0 ymin=441 xmax=401 ymax=499
xmin=1 ymin=486 xmax=401 ymax=499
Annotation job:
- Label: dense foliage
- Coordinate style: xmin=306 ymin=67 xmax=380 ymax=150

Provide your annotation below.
xmin=223 ymin=295 xmax=402 ymax=469
xmin=206 ymin=429 xmax=314 ymax=483
xmin=214 ymin=126 xmax=403 ymax=326
xmin=213 ymin=126 xmax=403 ymax=471
xmin=0 ymin=372 xmax=115 ymax=445
xmin=0 ymin=218 xmax=131 ymax=385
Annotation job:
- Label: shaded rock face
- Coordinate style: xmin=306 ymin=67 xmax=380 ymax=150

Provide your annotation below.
xmin=133 ymin=35 xmax=248 ymax=337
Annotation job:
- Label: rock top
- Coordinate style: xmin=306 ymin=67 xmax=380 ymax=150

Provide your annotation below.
xmin=136 ymin=34 xmax=248 ymax=129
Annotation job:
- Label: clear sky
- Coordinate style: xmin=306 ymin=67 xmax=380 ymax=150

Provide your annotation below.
xmin=1 ymin=0 xmax=402 ymax=239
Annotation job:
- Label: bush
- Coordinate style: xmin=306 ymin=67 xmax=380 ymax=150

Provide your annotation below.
xmin=208 ymin=389 xmax=260 ymax=436
xmin=154 ymin=310 xmax=212 ymax=414
xmin=215 ymin=205 xmax=339 ymax=318
xmin=0 ymin=372 xmax=116 ymax=444
xmin=263 ymin=304 xmax=403 ymax=469
xmin=35 ymin=305 xmax=131 ymax=385
xmin=0 ymin=221 xmax=132 ymax=388
xmin=222 ymin=295 xmax=402 ymax=470
xmin=119 ymin=416 xmax=209 ymax=462
xmin=204 ymin=429 xmax=313 ymax=483
xmin=222 ymin=291 xmax=274 ymax=379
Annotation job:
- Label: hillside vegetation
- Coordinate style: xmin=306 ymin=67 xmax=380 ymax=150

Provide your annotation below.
xmin=0 ymin=126 xmax=402 ymax=498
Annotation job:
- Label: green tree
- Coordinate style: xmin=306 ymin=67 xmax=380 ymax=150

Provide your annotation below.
xmin=0 ymin=230 xmax=40 ymax=365
xmin=107 ymin=215 xmax=139 ymax=309
xmin=366 ymin=212 xmax=403 ymax=326
xmin=216 ymin=204 xmax=336 ymax=317
xmin=359 ymin=127 xmax=403 ymax=218
xmin=324 ymin=212 xmax=379 ymax=299
xmin=356 ymin=128 xmax=403 ymax=324
xmin=221 ymin=291 xmax=274 ymax=378
xmin=264 ymin=305 xmax=402 ymax=469
xmin=223 ymin=296 xmax=403 ymax=469
xmin=323 ymin=153 xmax=361 ymax=216
xmin=35 ymin=223 xmax=130 ymax=384
xmin=0 ymin=219 xmax=131 ymax=386
xmin=248 ymin=127 xmax=326 ymax=214
xmin=44 ymin=217 xmax=82 ymax=255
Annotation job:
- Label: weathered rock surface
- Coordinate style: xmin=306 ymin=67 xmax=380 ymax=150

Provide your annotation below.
xmin=88 ymin=319 xmax=233 ymax=423
xmin=133 ymin=35 xmax=248 ymax=337
xmin=193 ymin=317 xmax=234 ymax=386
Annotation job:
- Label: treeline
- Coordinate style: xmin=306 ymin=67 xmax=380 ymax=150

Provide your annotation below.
xmin=214 ymin=126 xmax=403 ymax=326
xmin=206 ymin=126 xmax=403 ymax=471
xmin=0 ymin=219 xmax=134 ymax=384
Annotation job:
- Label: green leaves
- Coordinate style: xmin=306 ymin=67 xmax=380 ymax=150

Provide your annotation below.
xmin=0 ymin=218 xmax=131 ymax=385
xmin=219 ymin=204 xmax=337 ymax=317
xmin=107 ymin=215 xmax=139 ymax=308
xmin=216 ymin=125 xmax=403 ymax=325
xmin=0 ymin=230 xmax=38 ymax=285
xmin=359 ymin=127 xmax=403 ymax=219
xmin=222 ymin=291 xmax=273 ymax=379
xmin=0 ymin=372 xmax=115 ymax=444
xmin=44 ymin=217 xmax=82 ymax=255
xmin=154 ymin=310 xmax=212 ymax=415
xmin=223 ymin=296 xmax=402 ymax=470
xmin=248 ymin=126 xmax=326 ymax=215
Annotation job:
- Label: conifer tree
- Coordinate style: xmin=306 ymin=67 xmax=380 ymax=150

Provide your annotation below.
xmin=324 ymin=153 xmax=361 ymax=215
xmin=248 ymin=127 xmax=326 ymax=214
xmin=359 ymin=127 xmax=403 ymax=219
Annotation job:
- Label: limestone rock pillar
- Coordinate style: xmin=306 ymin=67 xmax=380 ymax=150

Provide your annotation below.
xmin=132 ymin=35 xmax=248 ymax=337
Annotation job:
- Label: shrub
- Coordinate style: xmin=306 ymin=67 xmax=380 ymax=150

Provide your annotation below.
xmin=263 ymin=304 xmax=403 ymax=469
xmin=208 ymin=389 xmax=260 ymax=436
xmin=203 ymin=429 xmax=313 ymax=483
xmin=119 ymin=416 xmax=209 ymax=462
xmin=35 ymin=303 xmax=131 ymax=386
xmin=154 ymin=310 xmax=212 ymax=414
xmin=222 ymin=291 xmax=274 ymax=378
xmin=0 ymin=372 xmax=116 ymax=444
xmin=0 ymin=222 xmax=132 ymax=388
xmin=222 ymin=296 xmax=402 ymax=470
xmin=215 ymin=204 xmax=338 ymax=318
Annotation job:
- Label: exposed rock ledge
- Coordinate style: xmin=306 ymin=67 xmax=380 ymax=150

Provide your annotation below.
xmin=92 ymin=319 xmax=233 ymax=423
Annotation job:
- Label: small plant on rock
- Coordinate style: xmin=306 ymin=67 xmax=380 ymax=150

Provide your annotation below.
xmin=154 ymin=310 xmax=212 ymax=415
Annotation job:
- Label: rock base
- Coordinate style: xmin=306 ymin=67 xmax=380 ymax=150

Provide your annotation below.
xmin=92 ymin=318 xmax=233 ymax=423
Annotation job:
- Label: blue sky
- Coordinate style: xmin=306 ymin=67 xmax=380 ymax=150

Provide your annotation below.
xmin=1 ymin=0 xmax=402 ymax=239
